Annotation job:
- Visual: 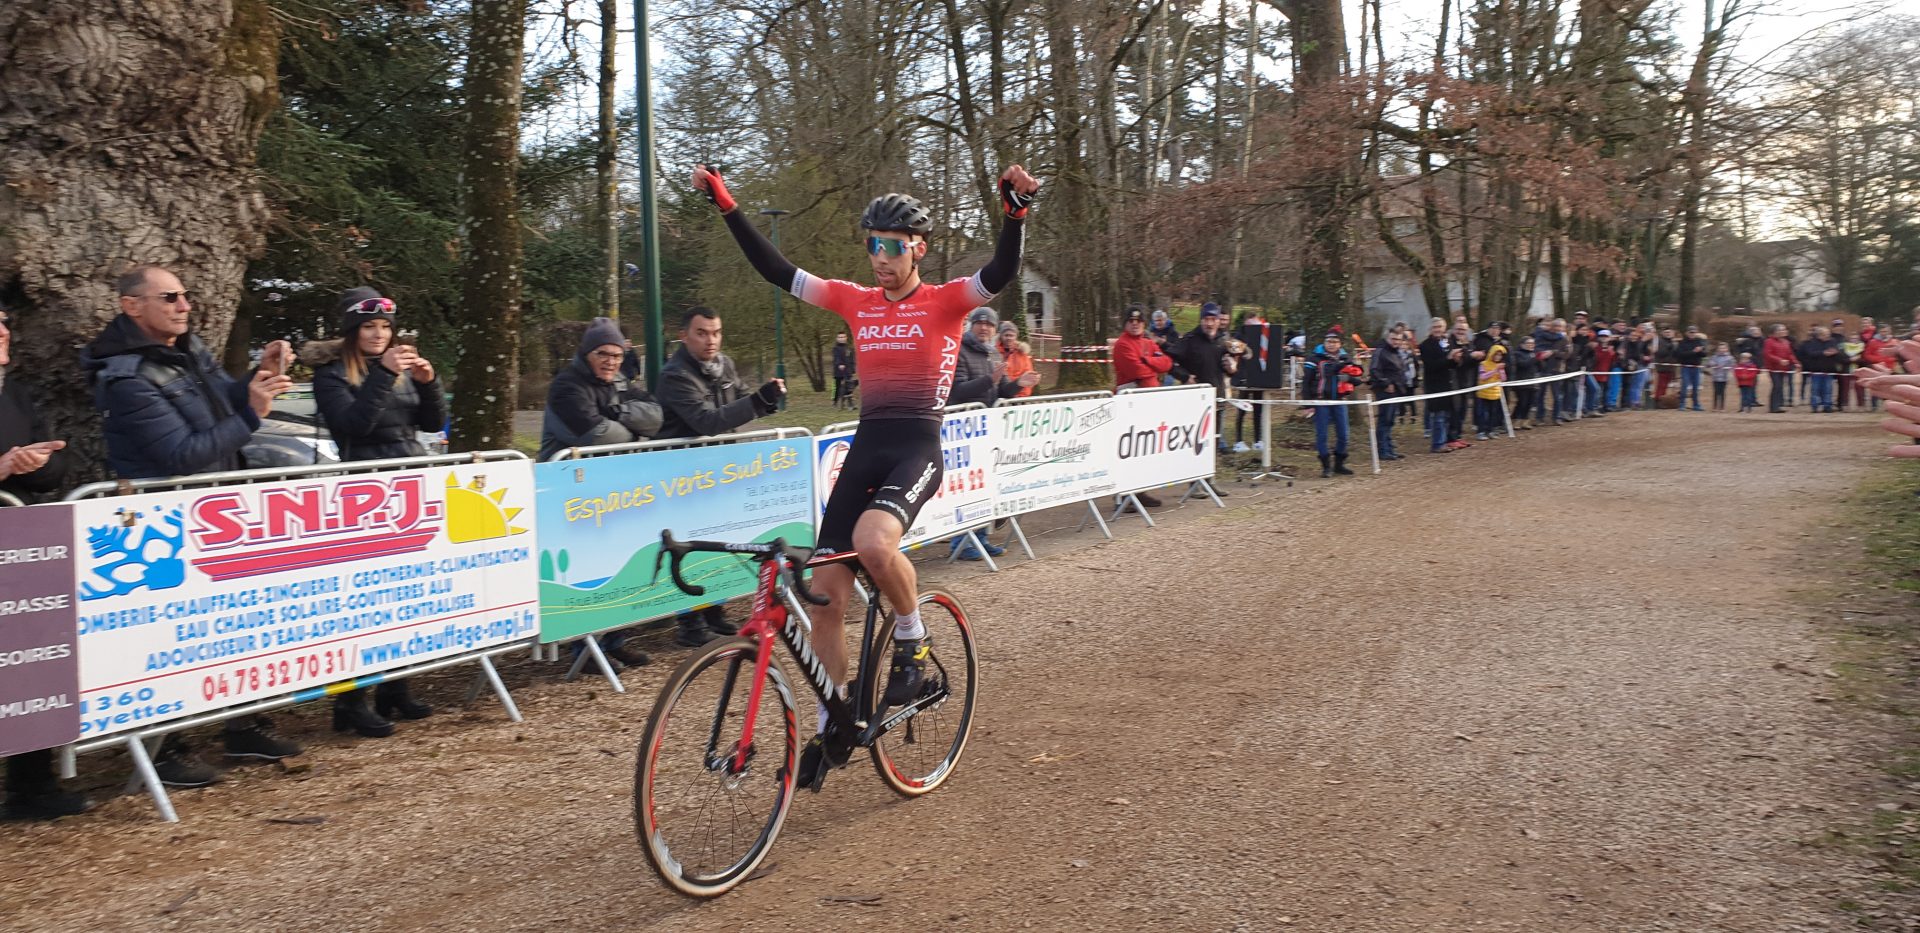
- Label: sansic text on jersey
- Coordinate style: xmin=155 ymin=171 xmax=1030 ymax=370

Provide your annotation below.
xmin=793 ymin=271 xmax=992 ymax=422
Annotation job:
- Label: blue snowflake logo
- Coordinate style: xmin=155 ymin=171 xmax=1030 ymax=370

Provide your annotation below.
xmin=79 ymin=506 xmax=188 ymax=601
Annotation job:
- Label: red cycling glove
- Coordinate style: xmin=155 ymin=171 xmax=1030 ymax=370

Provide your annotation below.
xmin=1000 ymin=175 xmax=1035 ymax=219
xmin=694 ymin=165 xmax=737 ymax=213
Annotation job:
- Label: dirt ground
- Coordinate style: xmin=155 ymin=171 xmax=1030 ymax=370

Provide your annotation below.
xmin=1 ymin=407 xmax=1908 ymax=932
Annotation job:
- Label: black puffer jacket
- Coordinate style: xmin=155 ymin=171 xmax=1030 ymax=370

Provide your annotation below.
xmin=950 ymin=330 xmax=1020 ymax=407
xmin=655 ymin=345 xmax=774 ymax=439
xmin=79 ymin=314 xmax=259 ymax=479
xmin=305 ymin=339 xmax=446 ymax=462
xmin=0 ymin=376 xmax=69 ymax=503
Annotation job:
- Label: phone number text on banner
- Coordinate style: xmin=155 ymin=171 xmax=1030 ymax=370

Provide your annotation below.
xmin=70 ymin=462 xmax=539 ymax=739
xmin=534 ymin=438 xmax=815 ymax=643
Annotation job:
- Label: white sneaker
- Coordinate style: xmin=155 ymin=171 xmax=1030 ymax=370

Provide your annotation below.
xmin=1232 ymin=442 xmax=1249 ymax=453
xmin=1251 ymin=442 xmax=1265 ymax=451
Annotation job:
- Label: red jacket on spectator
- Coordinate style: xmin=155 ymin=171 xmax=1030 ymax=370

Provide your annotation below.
xmin=1762 ymin=335 xmax=1798 ymax=373
xmin=1112 ymin=332 xmax=1173 ymax=389
xmin=1591 ymin=345 xmax=1616 ymax=375
xmin=1733 ymin=362 xmax=1760 ymax=387
xmin=1862 ymin=327 xmax=1896 ymax=369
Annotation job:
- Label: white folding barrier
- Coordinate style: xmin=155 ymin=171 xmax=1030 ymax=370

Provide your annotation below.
xmin=55 ymin=450 xmax=538 ymax=821
xmin=537 ymin=428 xmax=815 ymax=687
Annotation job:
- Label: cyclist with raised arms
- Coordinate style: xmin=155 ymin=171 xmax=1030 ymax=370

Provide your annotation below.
xmin=692 ymin=161 xmax=1037 ymax=789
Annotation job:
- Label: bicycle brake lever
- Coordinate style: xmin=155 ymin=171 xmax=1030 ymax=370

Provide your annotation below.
xmin=786 ymin=558 xmax=830 ymax=607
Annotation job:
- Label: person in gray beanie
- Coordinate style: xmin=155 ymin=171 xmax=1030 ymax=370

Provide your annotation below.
xmin=949 ymin=306 xmax=1038 ymax=408
xmin=538 ymin=316 xmax=663 ymax=462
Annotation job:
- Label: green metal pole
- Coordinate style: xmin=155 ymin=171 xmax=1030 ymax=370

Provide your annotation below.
xmin=761 ymin=208 xmax=789 ymax=410
xmin=634 ymin=0 xmax=664 ymax=391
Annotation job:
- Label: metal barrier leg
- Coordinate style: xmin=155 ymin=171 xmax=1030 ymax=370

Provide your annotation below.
xmin=1006 ymin=516 xmax=1036 ymax=561
xmin=126 ymin=736 xmax=179 ymax=823
xmin=964 ymin=528 xmax=1000 ymax=572
xmin=1109 ymin=493 xmax=1155 ymax=527
xmin=1501 ymin=388 xmax=1515 ymax=437
xmin=1188 ymin=479 xmax=1226 ymax=508
xmin=1367 ymin=402 xmax=1382 ymax=475
xmin=58 ymin=744 xmax=76 ymax=780
xmin=564 ymin=638 xmax=592 ymax=680
xmin=1078 ymin=500 xmax=1114 ymax=539
xmin=573 ymin=636 xmax=625 ymax=693
xmin=478 ymin=655 xmax=523 ymax=723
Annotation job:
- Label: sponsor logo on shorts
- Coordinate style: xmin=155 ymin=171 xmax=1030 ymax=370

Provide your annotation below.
xmin=903 ymin=460 xmax=937 ymax=503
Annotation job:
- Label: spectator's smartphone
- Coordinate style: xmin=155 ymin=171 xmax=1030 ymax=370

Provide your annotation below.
xmin=396 ymin=329 xmax=419 ymax=350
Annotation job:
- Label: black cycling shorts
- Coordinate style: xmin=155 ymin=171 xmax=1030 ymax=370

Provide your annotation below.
xmin=817 ymin=418 xmax=943 ymax=553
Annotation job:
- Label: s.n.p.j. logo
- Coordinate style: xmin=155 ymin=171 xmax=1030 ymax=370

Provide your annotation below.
xmin=80 ymin=472 xmax=529 ymax=597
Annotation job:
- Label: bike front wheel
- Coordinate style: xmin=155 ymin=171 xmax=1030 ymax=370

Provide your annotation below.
xmin=866 ymin=589 xmax=978 ymax=797
xmin=635 ymin=638 xmax=797 ymax=897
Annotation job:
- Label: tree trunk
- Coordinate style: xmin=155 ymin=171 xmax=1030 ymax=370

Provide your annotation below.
xmin=452 ymin=0 xmax=526 ymax=452
xmin=1282 ymin=0 xmax=1354 ymax=333
xmin=598 ymin=0 xmax=620 ymax=320
xmin=0 ymin=0 xmax=280 ymax=483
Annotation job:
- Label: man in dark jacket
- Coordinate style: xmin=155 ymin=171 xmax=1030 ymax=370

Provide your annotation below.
xmin=538 ymin=316 xmax=665 ymax=462
xmin=1368 ymin=329 xmax=1412 ymax=460
xmin=1417 ymin=319 xmax=1461 ymax=452
xmin=1673 ymin=325 xmax=1709 ymax=411
xmin=831 ymin=332 xmax=855 ymax=409
xmin=949 ymin=307 xmax=1037 ymax=407
xmin=1303 ymin=332 xmax=1360 ymax=476
xmin=1168 ymin=304 xmax=1245 ymax=454
xmin=80 ymin=265 xmax=293 ymax=479
xmin=1798 ymin=325 xmax=1843 ymax=412
xmin=79 ymin=264 xmax=303 ymax=784
xmin=655 ymin=306 xmax=785 ymax=645
xmin=1532 ymin=318 xmax=1570 ymax=423
xmin=1732 ymin=325 xmax=1765 ymax=370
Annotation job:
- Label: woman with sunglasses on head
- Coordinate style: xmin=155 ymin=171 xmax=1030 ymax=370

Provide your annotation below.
xmin=305 ymin=287 xmax=444 ymax=738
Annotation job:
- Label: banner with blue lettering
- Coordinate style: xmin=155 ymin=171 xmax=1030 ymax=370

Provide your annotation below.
xmin=988 ymin=396 xmax=1123 ymax=517
xmin=68 ymin=462 xmax=539 ymax=739
xmin=533 ymin=438 xmax=814 ymax=643
xmin=811 ymin=408 xmax=994 ymax=549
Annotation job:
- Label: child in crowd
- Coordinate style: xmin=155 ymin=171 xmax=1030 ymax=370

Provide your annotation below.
xmin=1706 ymin=342 xmax=1735 ymax=412
xmin=1591 ymin=330 xmax=1618 ymax=412
xmin=1474 ymin=344 xmax=1508 ymax=441
xmin=1733 ymin=352 xmax=1760 ymax=413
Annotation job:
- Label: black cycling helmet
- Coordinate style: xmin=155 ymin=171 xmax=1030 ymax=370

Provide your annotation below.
xmin=860 ymin=193 xmax=932 ymax=236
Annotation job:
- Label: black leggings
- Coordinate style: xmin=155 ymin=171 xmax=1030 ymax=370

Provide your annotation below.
xmin=816 ymin=418 xmax=943 ymax=553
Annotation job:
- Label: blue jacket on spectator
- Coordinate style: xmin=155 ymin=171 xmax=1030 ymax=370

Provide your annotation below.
xmin=79 ymin=313 xmax=259 ymax=479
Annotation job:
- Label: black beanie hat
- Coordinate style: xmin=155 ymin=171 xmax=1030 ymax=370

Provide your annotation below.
xmin=336 ymin=286 xmax=392 ymax=336
xmin=580 ymin=316 xmax=626 ymax=357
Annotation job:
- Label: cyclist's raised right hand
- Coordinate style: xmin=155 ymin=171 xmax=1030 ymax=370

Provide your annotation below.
xmin=692 ymin=164 xmax=736 ymax=213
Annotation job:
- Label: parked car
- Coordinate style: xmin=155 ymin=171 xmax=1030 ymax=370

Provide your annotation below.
xmin=241 ymin=384 xmax=448 ymax=469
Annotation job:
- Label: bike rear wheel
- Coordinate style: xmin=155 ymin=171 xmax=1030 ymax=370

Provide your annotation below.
xmin=866 ymin=589 xmax=978 ymax=797
xmin=635 ymin=638 xmax=797 ymax=897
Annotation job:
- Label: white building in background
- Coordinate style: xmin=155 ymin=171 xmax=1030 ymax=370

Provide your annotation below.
xmin=1020 ymin=268 xmax=1059 ymax=334
xmin=1359 ymin=264 xmax=1559 ymax=337
xmin=1753 ymin=239 xmax=1840 ymax=312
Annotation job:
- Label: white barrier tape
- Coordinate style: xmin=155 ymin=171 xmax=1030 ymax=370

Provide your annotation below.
xmin=1032 ymin=357 xmax=1112 ymax=364
xmin=1247 ymin=370 xmax=1592 ymax=408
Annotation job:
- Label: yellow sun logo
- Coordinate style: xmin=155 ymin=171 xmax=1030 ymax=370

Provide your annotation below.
xmin=443 ymin=474 xmax=529 ymax=543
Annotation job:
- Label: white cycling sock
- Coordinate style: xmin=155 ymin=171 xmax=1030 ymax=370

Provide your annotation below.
xmin=893 ymin=609 xmax=925 ymax=642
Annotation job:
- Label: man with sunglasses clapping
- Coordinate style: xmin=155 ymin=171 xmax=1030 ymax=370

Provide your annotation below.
xmin=692 ymin=160 xmax=1038 ymax=790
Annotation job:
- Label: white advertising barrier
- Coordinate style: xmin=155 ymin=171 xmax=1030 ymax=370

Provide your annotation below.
xmin=69 ymin=460 xmax=540 ymax=740
xmin=987 ymin=394 xmax=1123 ymax=517
xmin=1112 ymin=385 xmax=1219 ymax=493
xmin=813 ymin=407 xmax=995 ymax=548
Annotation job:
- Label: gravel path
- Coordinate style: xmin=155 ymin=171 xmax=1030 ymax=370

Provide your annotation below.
xmin=0 ymin=409 xmax=1893 ymax=932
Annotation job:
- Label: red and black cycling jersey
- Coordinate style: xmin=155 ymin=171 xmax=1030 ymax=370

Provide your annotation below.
xmin=721 ymin=210 xmax=1024 ymax=423
xmin=792 ymin=273 xmax=989 ymax=422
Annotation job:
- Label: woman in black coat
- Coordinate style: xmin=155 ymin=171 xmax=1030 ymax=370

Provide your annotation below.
xmin=305 ymin=288 xmax=444 ymax=738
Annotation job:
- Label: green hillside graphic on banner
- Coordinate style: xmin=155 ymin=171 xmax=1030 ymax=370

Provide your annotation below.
xmin=533 ymin=439 xmax=815 ymax=642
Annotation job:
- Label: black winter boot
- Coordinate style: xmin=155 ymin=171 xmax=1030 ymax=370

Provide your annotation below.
xmin=3 ymin=749 xmax=91 ymax=820
xmin=375 ymin=680 xmax=433 ymax=720
xmin=675 ymin=612 xmax=715 ymax=647
xmin=334 ymin=689 xmax=395 ymax=738
xmin=1319 ymin=454 xmax=1332 ymax=478
xmin=701 ymin=605 xmax=739 ymax=637
xmin=1333 ymin=454 xmax=1355 ymax=476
